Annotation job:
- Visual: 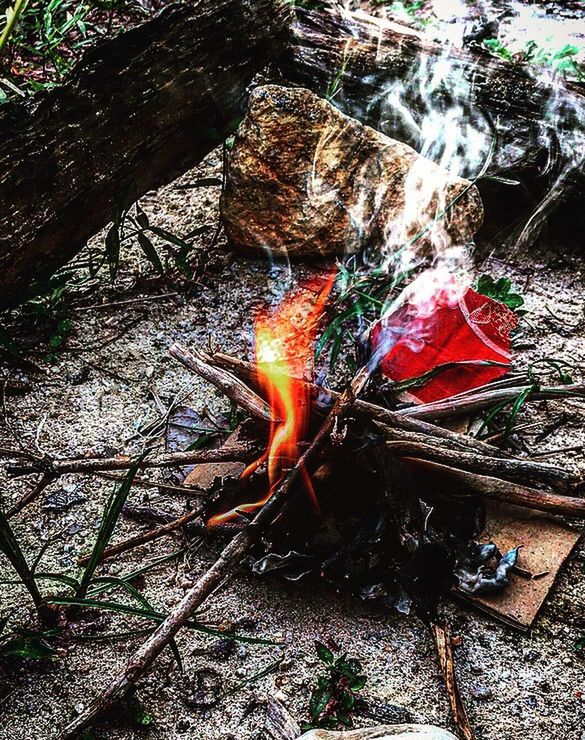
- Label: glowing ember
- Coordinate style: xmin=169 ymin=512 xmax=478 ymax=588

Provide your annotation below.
xmin=208 ymin=274 xmax=334 ymax=527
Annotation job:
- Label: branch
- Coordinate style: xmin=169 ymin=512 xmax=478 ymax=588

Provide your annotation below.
xmin=205 ymin=351 xmax=574 ymax=492
xmin=399 ymin=454 xmax=585 ymax=517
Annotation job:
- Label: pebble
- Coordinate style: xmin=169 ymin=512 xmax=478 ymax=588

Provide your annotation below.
xmin=470 ymin=685 xmax=493 ymax=701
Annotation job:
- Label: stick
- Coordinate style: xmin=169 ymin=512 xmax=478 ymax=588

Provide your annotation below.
xmin=208 ymin=351 xmax=514 ymax=456
xmin=206 ymin=351 xmax=573 ymax=491
xmin=402 ymin=384 xmax=585 ymax=420
xmin=401 ymin=455 xmax=585 ymax=517
xmin=377 ymin=430 xmax=571 ymax=491
xmin=77 ymin=508 xmax=204 ymax=566
xmin=169 ymin=344 xmax=273 ymax=421
xmin=58 ymin=365 xmax=370 ymax=739
xmin=93 ymin=471 xmax=208 ymax=496
xmin=432 ymin=622 xmax=474 ymax=740
xmin=5 ymin=444 xmax=256 ymax=478
xmin=6 ymin=473 xmax=54 ymax=518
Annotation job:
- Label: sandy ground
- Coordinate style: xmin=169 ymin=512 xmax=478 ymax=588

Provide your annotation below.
xmin=0 ymin=142 xmax=583 ymax=740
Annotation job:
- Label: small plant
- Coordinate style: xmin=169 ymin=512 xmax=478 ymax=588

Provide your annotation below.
xmin=0 ymin=619 xmax=60 ymax=661
xmin=483 ymin=37 xmax=585 ymax=82
xmin=475 ymin=274 xmax=524 ymax=311
xmin=301 ymin=640 xmax=367 ymax=731
xmin=0 ymin=507 xmax=44 ymax=610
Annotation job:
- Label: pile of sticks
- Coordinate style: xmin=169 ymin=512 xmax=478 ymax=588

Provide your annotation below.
xmin=7 ymin=342 xmax=584 ymax=740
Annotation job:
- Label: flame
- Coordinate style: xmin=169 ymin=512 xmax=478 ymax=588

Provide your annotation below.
xmin=208 ymin=274 xmax=334 ymax=527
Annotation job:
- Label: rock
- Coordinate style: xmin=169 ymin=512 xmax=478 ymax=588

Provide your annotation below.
xmin=43 ymin=485 xmax=87 ymax=512
xmin=221 ymin=85 xmax=483 ymax=260
xmin=298 ymin=726 xmax=457 ymax=739
xmin=470 ymin=684 xmax=493 ymax=701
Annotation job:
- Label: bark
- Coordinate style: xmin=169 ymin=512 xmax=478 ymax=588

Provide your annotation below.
xmin=0 ymin=0 xmax=291 ymax=308
xmin=281 ymin=8 xmax=585 ymax=186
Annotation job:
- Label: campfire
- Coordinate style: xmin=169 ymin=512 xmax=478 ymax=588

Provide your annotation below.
xmin=1 ymin=1 xmax=584 ymax=738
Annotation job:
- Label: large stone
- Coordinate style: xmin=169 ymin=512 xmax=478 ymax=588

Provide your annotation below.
xmin=298 ymin=725 xmax=457 ymax=740
xmin=221 ymin=85 xmax=483 ymax=260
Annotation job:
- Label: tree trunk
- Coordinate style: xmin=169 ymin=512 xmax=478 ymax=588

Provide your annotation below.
xmin=281 ymin=8 xmax=584 ymax=191
xmin=0 ymin=0 xmax=290 ymax=309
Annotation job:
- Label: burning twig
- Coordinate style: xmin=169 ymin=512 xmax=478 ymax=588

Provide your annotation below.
xmin=58 ymin=363 xmax=370 ymax=740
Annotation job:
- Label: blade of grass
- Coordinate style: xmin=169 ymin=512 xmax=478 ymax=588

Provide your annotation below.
xmin=90 ymin=575 xmax=183 ymax=669
xmin=221 ymin=656 xmax=283 ymax=699
xmin=0 ymin=0 xmax=29 ymax=55
xmin=48 ymin=596 xmax=280 ymax=644
xmin=76 ymin=454 xmax=145 ymax=598
xmin=0 ymin=507 xmax=43 ymax=609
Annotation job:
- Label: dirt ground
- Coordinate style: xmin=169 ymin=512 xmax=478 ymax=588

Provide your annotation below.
xmin=0 ymin=141 xmax=583 ymax=740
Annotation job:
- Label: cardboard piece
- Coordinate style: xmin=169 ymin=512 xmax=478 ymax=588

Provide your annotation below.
xmin=455 ymin=500 xmax=581 ymax=630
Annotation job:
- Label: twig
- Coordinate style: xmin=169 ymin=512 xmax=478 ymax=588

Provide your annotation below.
xmin=5 ymin=444 xmax=257 ymax=478
xmin=432 ymin=622 xmax=474 ymax=740
xmin=57 ymin=364 xmax=370 ymax=739
xmin=206 ymin=351 xmax=572 ymax=491
xmin=401 ymin=455 xmax=585 ymax=517
xmin=77 ymin=508 xmax=204 ymax=565
xmin=377 ymin=430 xmax=572 ymax=491
xmin=94 ymin=471 xmax=208 ymax=496
xmin=6 ymin=473 xmax=54 ymax=518
xmin=169 ymin=345 xmax=274 ymax=422
xmin=401 ymin=383 xmax=585 ymax=420
xmin=74 ymin=293 xmax=178 ymax=311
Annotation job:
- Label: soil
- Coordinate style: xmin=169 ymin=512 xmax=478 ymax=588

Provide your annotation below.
xmin=0 ymin=142 xmax=583 ymax=740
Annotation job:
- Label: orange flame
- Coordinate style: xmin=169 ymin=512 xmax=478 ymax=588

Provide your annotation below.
xmin=208 ymin=274 xmax=334 ymax=527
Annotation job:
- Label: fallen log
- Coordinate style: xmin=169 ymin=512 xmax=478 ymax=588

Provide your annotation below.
xmin=0 ymin=0 xmax=291 ymax=309
xmin=281 ymin=7 xmax=585 ymax=195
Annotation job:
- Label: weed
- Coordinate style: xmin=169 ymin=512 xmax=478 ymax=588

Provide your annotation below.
xmin=475 ymin=274 xmax=524 ymax=311
xmin=301 ymin=641 xmax=367 ymax=731
xmin=483 ymin=37 xmax=585 ymax=81
xmin=76 ymin=455 xmax=144 ymax=598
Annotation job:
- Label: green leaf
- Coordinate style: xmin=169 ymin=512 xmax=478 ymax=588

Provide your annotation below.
xmin=0 ymin=507 xmax=44 ymax=609
xmin=504 ymin=293 xmax=524 ymax=309
xmin=0 ymin=627 xmax=59 ymax=661
xmin=349 ymin=675 xmax=367 ymax=691
xmin=48 ymin=596 xmax=279 ymax=644
xmin=309 ymin=688 xmax=331 ymax=721
xmin=503 ymin=386 xmax=533 ymax=439
xmin=137 ymin=232 xmax=164 ymax=275
xmin=135 ymin=203 xmax=150 ymax=229
xmin=315 ymin=640 xmax=334 ymax=665
xmin=124 ymin=693 xmax=153 ymax=727
xmin=147 ymin=225 xmax=193 ymax=251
